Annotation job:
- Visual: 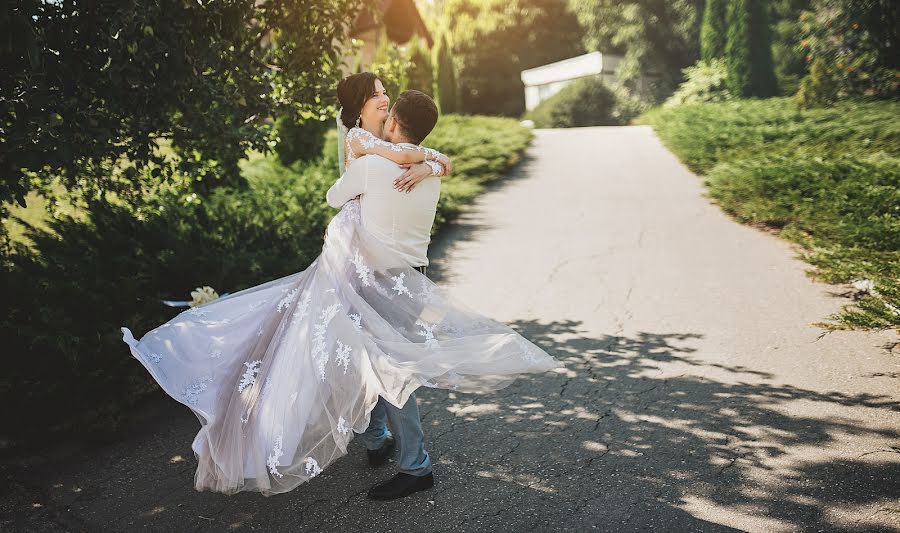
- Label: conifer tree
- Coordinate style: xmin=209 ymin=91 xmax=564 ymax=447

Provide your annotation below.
xmin=701 ymin=0 xmax=729 ymax=61
xmin=433 ymin=33 xmax=459 ymax=114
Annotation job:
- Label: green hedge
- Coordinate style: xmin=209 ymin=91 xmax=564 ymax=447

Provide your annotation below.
xmin=638 ymin=97 xmax=899 ymax=330
xmin=525 ymin=76 xmax=647 ymax=128
xmin=0 ymin=114 xmax=532 ymax=444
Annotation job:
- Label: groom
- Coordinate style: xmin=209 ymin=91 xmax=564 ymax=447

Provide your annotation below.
xmin=325 ymin=89 xmax=442 ymax=500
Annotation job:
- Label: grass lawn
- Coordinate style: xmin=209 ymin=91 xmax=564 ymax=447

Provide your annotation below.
xmin=638 ymin=97 xmax=899 ymax=331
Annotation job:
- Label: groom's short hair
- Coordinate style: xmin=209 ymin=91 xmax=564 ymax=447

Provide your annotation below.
xmin=391 ymin=90 xmax=439 ymax=145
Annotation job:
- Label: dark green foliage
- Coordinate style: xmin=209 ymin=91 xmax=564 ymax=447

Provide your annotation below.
xmin=0 ymin=0 xmax=365 ymax=222
xmin=701 ymin=0 xmax=729 ymax=61
xmin=525 ymin=77 xmax=647 ymax=128
xmin=794 ymin=57 xmax=840 ymax=108
xmin=725 ymin=0 xmax=778 ymax=97
xmin=640 ymin=97 xmax=900 ymax=329
xmin=771 ymin=0 xmax=813 ymax=95
xmin=370 ymin=30 xmax=409 ymax=101
xmin=570 ymin=0 xmax=703 ymax=91
xmin=747 ymin=1 xmax=779 ymax=96
xmin=1 ymin=155 xmax=336 ymax=442
xmin=0 ymin=115 xmax=533 ymax=444
xmin=446 ymin=0 xmax=586 ymax=116
xmin=433 ymin=33 xmax=459 ymax=114
xmin=274 ymin=117 xmax=331 ymax=167
xmin=405 ymin=36 xmax=434 ymax=96
xmin=797 ymin=0 xmax=900 ymax=103
xmin=664 ymin=58 xmax=733 ymax=107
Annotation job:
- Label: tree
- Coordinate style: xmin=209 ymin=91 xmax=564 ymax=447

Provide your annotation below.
xmin=0 ymin=0 xmax=368 ymax=217
xmin=701 ymin=0 xmax=729 ymax=61
xmin=796 ymin=0 xmax=900 ymax=101
xmin=569 ymin=0 xmax=703 ymax=89
xmin=433 ymin=32 xmax=459 ymax=114
xmin=405 ymin=36 xmax=434 ymax=96
xmin=771 ymin=0 xmax=813 ymax=95
xmin=370 ymin=29 xmax=409 ymax=101
xmin=445 ymin=0 xmax=585 ymax=116
xmin=725 ymin=0 xmax=778 ymax=97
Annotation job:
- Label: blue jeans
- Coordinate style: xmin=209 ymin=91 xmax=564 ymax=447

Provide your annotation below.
xmin=356 ymin=392 xmax=433 ymax=477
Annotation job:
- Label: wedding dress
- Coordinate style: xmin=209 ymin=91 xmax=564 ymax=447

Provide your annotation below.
xmin=121 ymin=124 xmax=561 ymax=496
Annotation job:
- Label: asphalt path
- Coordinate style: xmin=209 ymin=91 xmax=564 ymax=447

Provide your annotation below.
xmin=4 ymin=126 xmax=898 ymax=532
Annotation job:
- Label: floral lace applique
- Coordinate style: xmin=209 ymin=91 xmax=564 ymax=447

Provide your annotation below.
xmin=351 ymin=248 xmax=373 ymax=286
xmin=312 ymin=303 xmax=342 ymax=381
xmin=337 ymin=416 xmax=350 ymax=435
xmin=415 ymin=319 xmax=439 ymax=349
xmin=418 ymin=280 xmax=443 ymax=304
xmin=340 ymin=199 xmax=361 ymax=223
xmin=391 ymin=272 xmax=413 ymax=298
xmin=277 ymin=287 xmax=299 ymax=313
xmin=183 ymin=375 xmax=213 ymax=405
xmin=148 ymin=352 xmax=163 ymax=363
xmin=267 ymin=431 xmax=284 ymax=478
xmin=347 ymin=127 xmax=404 ymax=154
xmin=305 ymin=456 xmax=322 ymax=477
xmin=424 ymin=159 xmax=443 ymax=176
xmin=238 ymin=360 xmax=262 ymax=393
xmin=334 ymin=341 xmax=352 ymax=373
xmin=210 ymin=350 xmax=222 ymax=359
xmin=348 ymin=313 xmax=362 ymax=330
xmin=291 ymin=293 xmax=312 ymax=327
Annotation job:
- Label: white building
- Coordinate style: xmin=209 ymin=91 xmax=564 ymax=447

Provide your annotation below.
xmin=521 ymin=52 xmax=659 ymax=111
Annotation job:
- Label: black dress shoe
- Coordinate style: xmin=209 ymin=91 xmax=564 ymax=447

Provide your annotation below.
xmin=367 ymin=471 xmax=434 ymax=500
xmin=367 ymin=436 xmax=395 ymax=466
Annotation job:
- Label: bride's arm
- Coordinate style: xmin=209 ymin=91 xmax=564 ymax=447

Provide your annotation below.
xmin=347 ymin=127 xmax=452 ymax=171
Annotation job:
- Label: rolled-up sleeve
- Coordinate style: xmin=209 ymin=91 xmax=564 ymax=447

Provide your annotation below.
xmin=326 ymin=157 xmax=368 ymax=208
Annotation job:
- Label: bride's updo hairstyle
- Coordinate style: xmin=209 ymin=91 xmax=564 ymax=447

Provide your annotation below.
xmin=337 ymin=72 xmax=379 ymax=129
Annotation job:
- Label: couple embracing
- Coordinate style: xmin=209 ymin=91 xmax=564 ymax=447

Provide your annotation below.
xmin=121 ymin=71 xmax=560 ymax=500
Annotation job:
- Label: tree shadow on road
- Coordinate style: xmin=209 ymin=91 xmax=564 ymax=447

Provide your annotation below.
xmin=405 ymin=319 xmax=900 ymax=531
xmin=6 ymin=323 xmax=898 ymax=532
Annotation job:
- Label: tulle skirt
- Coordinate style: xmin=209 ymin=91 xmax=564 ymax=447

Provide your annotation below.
xmin=121 ymin=198 xmax=561 ymax=496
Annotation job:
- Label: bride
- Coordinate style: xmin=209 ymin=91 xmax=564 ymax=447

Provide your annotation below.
xmin=121 ymin=72 xmax=561 ymax=497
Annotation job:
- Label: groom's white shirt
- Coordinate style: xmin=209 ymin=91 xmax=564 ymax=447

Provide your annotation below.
xmin=326 ymin=152 xmax=440 ymax=268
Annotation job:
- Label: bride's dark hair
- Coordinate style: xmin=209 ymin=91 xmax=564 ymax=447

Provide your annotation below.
xmin=337 ymin=72 xmax=379 ymax=129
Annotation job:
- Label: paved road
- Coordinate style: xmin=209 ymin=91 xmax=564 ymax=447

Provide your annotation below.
xmin=4 ymin=126 xmax=899 ymax=532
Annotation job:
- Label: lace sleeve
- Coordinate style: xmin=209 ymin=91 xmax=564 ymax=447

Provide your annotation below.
xmin=347 ymin=127 xmax=447 ymax=166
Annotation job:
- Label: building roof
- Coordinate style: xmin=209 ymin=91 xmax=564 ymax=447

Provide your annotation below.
xmin=520 ymin=52 xmax=621 ymax=87
xmin=351 ymin=0 xmax=434 ymax=48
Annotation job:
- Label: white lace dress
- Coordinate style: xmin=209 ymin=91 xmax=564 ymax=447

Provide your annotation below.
xmin=121 ymin=129 xmax=561 ymax=496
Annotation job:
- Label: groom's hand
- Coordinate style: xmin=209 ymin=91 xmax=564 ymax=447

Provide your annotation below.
xmin=394 ymin=162 xmax=433 ymax=193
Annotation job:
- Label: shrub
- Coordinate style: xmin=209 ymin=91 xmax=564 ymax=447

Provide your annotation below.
xmin=433 ymin=32 xmax=459 ymax=114
xmin=273 ymin=116 xmax=331 ymax=166
xmin=664 ymin=59 xmax=733 ymax=107
xmin=0 ymin=115 xmax=532 ymax=444
xmin=796 ymin=0 xmax=900 ymax=103
xmin=405 ymin=36 xmax=434 ymax=96
xmin=793 ymin=57 xmax=840 ymax=108
xmin=725 ymin=0 xmax=778 ymax=97
xmin=700 ymin=0 xmax=729 ymax=61
xmin=639 ymin=97 xmax=900 ymax=330
xmin=525 ymin=76 xmax=642 ymax=128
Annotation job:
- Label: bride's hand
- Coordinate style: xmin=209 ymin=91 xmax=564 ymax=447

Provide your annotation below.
xmin=393 ymin=162 xmax=433 ymax=193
